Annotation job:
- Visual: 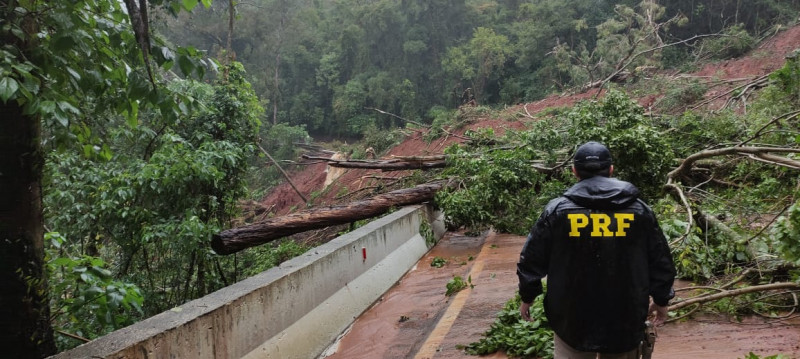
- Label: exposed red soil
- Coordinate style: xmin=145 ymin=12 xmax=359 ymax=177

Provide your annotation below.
xmin=695 ymin=25 xmax=800 ymax=79
xmin=258 ymin=116 xmax=528 ymax=218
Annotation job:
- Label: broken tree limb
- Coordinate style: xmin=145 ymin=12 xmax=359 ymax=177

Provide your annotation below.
xmin=390 ymin=155 xmax=448 ymax=161
xmin=211 ymin=181 xmax=447 ymax=254
xmin=584 ymin=33 xmax=727 ymax=93
xmin=259 ymin=144 xmax=308 ymax=203
xmin=668 ymin=282 xmax=800 ymax=312
xmin=739 ymin=110 xmax=800 ymax=146
xmin=667 ymin=146 xmax=800 ymax=181
xmin=366 ymin=107 xmax=430 ymax=128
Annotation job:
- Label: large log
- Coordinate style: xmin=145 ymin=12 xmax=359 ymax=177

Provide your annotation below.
xmin=301 ymin=154 xmax=447 ymax=171
xmin=212 ymin=181 xmax=446 ymax=254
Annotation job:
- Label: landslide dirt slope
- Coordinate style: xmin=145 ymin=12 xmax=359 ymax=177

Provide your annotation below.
xmin=257 ymin=24 xmax=800 ymax=220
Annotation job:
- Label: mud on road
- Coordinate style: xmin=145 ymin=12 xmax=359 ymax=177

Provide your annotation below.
xmin=322 ymin=232 xmax=800 ymax=359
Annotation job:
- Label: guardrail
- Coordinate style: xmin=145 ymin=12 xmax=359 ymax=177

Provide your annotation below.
xmin=50 ymin=204 xmax=444 ymax=359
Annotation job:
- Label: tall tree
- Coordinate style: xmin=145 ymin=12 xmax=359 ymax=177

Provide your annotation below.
xmin=0 ymin=0 xmax=209 ymax=356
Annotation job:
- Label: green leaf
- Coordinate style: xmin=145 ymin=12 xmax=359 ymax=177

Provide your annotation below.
xmin=177 ymin=54 xmax=194 ymax=77
xmin=50 ymin=257 xmax=74 ymax=266
xmin=182 ymin=0 xmax=199 ymax=11
xmin=200 ymin=0 xmax=212 ymax=8
xmin=0 ymin=77 xmax=19 ymax=102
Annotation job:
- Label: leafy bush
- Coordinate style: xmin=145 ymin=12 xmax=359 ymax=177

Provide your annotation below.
xmin=463 ymin=293 xmax=553 ymax=358
xmin=771 ymin=200 xmax=800 ymax=266
xmin=769 ymin=50 xmax=800 ymax=104
xmin=437 ymin=90 xmax=671 ymax=234
xmin=739 ymin=353 xmax=791 ymax=359
xmin=445 ymin=275 xmax=474 ymax=296
xmin=359 ymin=123 xmax=403 ymax=157
xmin=697 ymin=24 xmax=754 ymax=60
xmin=47 ymin=233 xmax=144 ymax=350
xmin=431 ymin=256 xmax=447 ymax=268
xmin=239 ymin=240 xmax=311 ymax=278
xmin=44 ymin=63 xmax=264 ymax=324
xmin=567 ymin=89 xmax=674 ymax=199
xmin=657 ymin=80 xmax=709 ymax=112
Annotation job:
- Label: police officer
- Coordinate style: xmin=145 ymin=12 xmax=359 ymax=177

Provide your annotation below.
xmin=517 ymin=141 xmax=676 ymax=358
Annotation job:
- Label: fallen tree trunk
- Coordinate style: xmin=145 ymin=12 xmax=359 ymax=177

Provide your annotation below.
xmin=211 ymin=181 xmax=447 ymax=254
xmin=301 ymin=154 xmax=447 ymax=171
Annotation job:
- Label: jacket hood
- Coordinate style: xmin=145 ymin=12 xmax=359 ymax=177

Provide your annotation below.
xmin=563 ymin=176 xmax=639 ymax=210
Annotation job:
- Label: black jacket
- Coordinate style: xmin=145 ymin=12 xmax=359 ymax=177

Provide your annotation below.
xmin=517 ymin=176 xmax=676 ymax=353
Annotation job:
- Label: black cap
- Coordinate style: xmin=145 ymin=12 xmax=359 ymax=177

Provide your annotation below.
xmin=573 ymin=141 xmax=612 ymax=170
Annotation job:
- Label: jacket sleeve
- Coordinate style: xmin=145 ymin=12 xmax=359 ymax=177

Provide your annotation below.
xmin=643 ymin=203 xmax=677 ymax=306
xmin=517 ymin=209 xmax=554 ymax=303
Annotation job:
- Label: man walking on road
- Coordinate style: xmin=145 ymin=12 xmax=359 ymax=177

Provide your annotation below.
xmin=517 ymin=141 xmax=676 ymax=358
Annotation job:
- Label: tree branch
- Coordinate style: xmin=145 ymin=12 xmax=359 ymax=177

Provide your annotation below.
xmin=259 ymin=144 xmax=308 ymax=203
xmin=584 ymin=33 xmax=727 ymax=93
xmin=366 ymin=107 xmax=430 ymax=128
xmin=668 ymin=146 xmax=800 ymax=181
xmin=669 ymin=282 xmax=800 ymax=312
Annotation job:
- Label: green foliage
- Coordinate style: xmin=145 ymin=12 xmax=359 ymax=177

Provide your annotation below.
xmin=769 ymin=50 xmax=800 ymax=104
xmin=238 ymin=240 xmax=311 ymax=277
xmin=359 ymin=123 xmax=403 ymax=157
xmin=46 ymin=233 xmax=144 ymax=350
xmin=437 ymin=140 xmax=545 ymax=235
xmin=155 ymin=0 xmax=800 ymax=134
xmin=771 ymin=201 xmax=800 ymax=266
xmin=445 ymin=275 xmax=474 ymax=296
xmin=44 ymin=63 xmax=264 ymax=322
xmin=250 ymin=123 xmax=312 ymax=196
xmin=657 ymin=80 xmax=709 ymax=112
xmin=661 ymin=215 xmax=747 ymax=281
xmin=437 ymin=90 xmax=670 ymax=234
xmin=567 ymin=89 xmax=673 ymax=198
xmin=430 ymin=256 xmax=447 ymax=268
xmin=668 ymin=112 xmax=746 ymax=153
xmin=739 ymin=353 xmax=790 ymax=359
xmin=463 ymin=293 xmax=553 ymax=359
xmin=696 ymin=24 xmax=755 ymax=60
xmin=420 ymin=218 xmax=437 ymax=247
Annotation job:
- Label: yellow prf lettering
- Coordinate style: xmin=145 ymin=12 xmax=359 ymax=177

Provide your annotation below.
xmin=568 ymin=214 xmax=589 ymax=237
xmin=614 ymin=213 xmax=634 ymax=236
xmin=568 ymin=213 xmax=636 ymax=237
xmin=590 ymin=214 xmax=613 ymax=237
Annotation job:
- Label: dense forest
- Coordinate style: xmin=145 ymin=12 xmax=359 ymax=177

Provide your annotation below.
xmin=156 ymin=0 xmax=799 ymax=136
xmin=1 ymin=0 xmax=800 ymax=358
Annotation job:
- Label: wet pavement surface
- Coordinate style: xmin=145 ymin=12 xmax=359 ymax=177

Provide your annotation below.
xmin=322 ymin=231 xmax=800 ymax=359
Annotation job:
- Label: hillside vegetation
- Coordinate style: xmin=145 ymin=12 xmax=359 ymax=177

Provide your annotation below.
xmin=2 ymin=0 xmax=800 ymax=356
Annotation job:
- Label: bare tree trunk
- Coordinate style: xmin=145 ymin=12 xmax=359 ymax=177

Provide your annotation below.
xmin=0 ymin=102 xmax=56 ymax=358
xmin=301 ymin=154 xmax=448 ymax=171
xmin=226 ymin=0 xmax=234 ymax=56
xmin=273 ymin=52 xmax=280 ymax=124
xmin=271 ymin=6 xmax=286 ymax=125
xmin=212 ymin=181 xmax=446 ymax=254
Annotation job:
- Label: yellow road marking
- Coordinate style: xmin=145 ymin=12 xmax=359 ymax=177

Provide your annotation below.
xmin=413 ymin=238 xmax=493 ymax=359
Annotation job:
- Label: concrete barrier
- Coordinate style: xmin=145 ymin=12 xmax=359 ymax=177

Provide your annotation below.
xmin=50 ymin=205 xmax=444 ymax=359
